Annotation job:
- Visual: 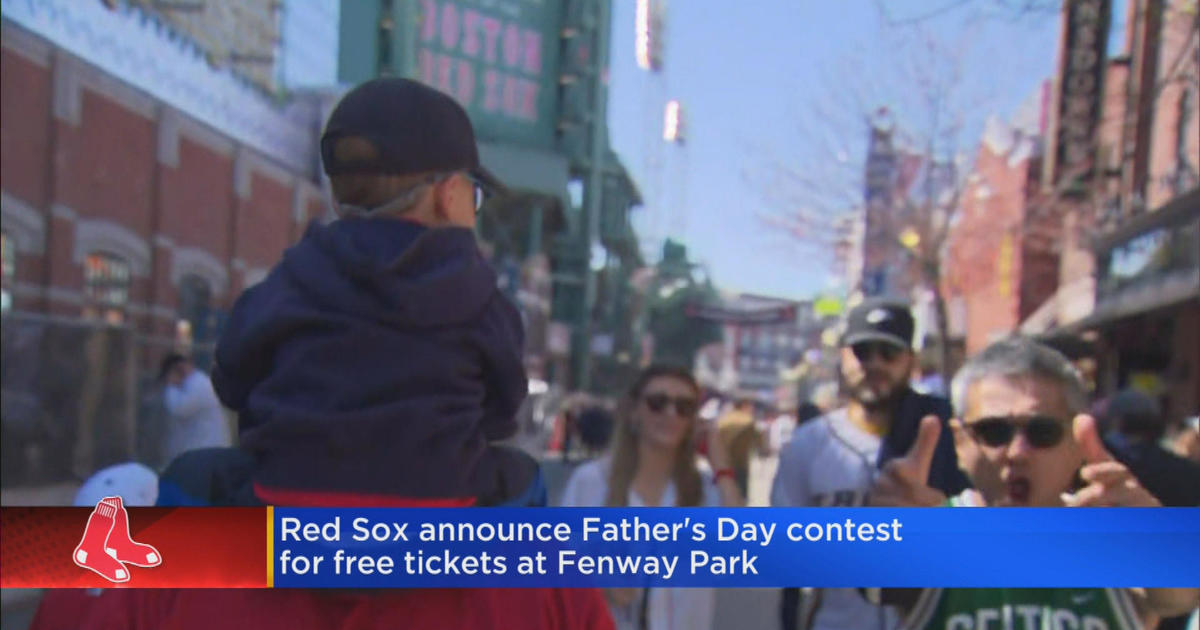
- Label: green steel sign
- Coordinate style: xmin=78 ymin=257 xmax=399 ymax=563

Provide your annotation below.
xmin=339 ymin=0 xmax=562 ymax=150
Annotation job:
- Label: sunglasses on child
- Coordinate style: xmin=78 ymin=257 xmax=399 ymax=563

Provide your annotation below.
xmin=965 ymin=415 xmax=1067 ymax=449
xmin=465 ymin=173 xmax=493 ymax=214
xmin=421 ymin=172 xmax=493 ymax=214
xmin=641 ymin=393 xmax=699 ymax=417
xmin=851 ymin=341 xmax=903 ymax=363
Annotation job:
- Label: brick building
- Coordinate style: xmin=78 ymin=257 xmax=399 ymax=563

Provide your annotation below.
xmin=945 ymin=84 xmax=1060 ymax=355
xmin=956 ymin=0 xmax=1199 ymax=419
xmin=1077 ymin=0 xmax=1199 ymax=420
xmin=1 ymin=2 xmax=328 ymax=370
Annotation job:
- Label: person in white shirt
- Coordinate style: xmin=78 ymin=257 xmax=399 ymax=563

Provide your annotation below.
xmin=159 ymin=354 xmax=232 ymax=465
xmin=771 ymin=300 xmax=967 ymax=630
xmin=560 ymin=365 xmax=744 ymax=630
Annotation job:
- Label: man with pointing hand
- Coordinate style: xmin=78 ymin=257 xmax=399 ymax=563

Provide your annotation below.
xmin=870 ymin=337 xmax=1198 ymax=629
xmin=772 ymin=299 xmax=968 ymax=630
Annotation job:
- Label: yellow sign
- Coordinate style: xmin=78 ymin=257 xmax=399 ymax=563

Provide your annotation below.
xmin=997 ymin=234 xmax=1013 ymax=298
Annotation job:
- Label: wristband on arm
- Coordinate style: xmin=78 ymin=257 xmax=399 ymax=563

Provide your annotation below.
xmin=712 ymin=468 xmax=736 ymax=485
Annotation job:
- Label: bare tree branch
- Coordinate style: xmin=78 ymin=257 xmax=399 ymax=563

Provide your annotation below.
xmin=874 ymin=0 xmax=976 ymax=26
xmin=878 ymin=0 xmax=1062 ymax=26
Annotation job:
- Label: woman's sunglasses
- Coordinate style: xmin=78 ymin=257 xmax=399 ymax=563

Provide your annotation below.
xmin=642 ymin=393 xmax=699 ymax=417
xmin=965 ymin=415 xmax=1067 ymax=449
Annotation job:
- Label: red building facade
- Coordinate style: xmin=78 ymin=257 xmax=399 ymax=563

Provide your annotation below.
xmin=1 ymin=19 xmax=325 ymax=368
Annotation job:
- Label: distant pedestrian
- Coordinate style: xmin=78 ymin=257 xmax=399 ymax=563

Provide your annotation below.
xmin=717 ymin=398 xmax=762 ymax=496
xmin=1102 ymin=389 xmax=1200 ymax=507
xmin=911 ymin=354 xmax=946 ymax=397
xmin=576 ymin=406 xmax=615 ymax=458
xmin=562 ymin=406 xmax=578 ymax=463
xmin=159 ymin=354 xmax=231 ymax=465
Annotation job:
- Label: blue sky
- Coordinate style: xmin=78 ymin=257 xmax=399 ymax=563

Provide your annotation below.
xmin=605 ymin=1 xmax=1066 ymax=300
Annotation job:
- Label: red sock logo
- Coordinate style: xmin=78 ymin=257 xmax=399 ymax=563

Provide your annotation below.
xmin=72 ymin=502 xmax=129 ymax=583
xmin=101 ymin=496 xmax=161 ymax=567
xmin=72 ymin=497 xmax=162 ymax=583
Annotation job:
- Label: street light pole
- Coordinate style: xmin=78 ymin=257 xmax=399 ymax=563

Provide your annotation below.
xmin=576 ymin=0 xmax=612 ymax=392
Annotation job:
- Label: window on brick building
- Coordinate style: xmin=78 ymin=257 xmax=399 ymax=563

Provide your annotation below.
xmin=177 ymin=274 xmax=216 ymax=370
xmin=83 ymin=252 xmax=130 ymax=325
xmin=1 ymin=231 xmax=14 ymax=313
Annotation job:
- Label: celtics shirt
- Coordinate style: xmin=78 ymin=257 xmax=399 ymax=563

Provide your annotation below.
xmin=898 ymin=492 xmax=1144 ymax=630
xmin=900 ymin=587 xmax=1143 ymax=630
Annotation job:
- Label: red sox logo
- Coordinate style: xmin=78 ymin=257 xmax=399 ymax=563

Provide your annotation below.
xmin=72 ymin=497 xmax=161 ymax=583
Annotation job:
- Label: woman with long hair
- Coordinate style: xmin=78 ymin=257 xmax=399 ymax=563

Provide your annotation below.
xmin=560 ymin=365 xmax=744 ymax=630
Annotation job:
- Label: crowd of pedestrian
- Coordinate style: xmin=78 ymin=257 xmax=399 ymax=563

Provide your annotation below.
xmin=22 ymin=77 xmax=1199 ymax=630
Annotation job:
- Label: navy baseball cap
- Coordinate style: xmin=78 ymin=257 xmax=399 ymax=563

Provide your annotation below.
xmin=840 ymin=299 xmax=915 ymax=349
xmin=320 ymin=78 xmax=505 ymax=194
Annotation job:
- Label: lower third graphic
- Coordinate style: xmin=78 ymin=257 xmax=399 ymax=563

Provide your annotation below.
xmin=72 ymin=496 xmax=162 ymax=583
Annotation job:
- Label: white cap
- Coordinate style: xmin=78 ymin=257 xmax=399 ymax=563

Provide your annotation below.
xmin=73 ymin=462 xmax=159 ymax=507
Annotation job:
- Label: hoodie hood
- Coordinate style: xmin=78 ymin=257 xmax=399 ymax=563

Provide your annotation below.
xmin=281 ymin=218 xmax=497 ymax=328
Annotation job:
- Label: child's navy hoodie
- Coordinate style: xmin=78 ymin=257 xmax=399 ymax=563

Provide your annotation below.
xmin=211 ymin=217 xmax=527 ymax=504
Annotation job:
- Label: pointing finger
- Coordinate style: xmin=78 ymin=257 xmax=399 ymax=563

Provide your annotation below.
xmin=904 ymin=415 xmax=942 ymax=484
xmin=1080 ymin=462 xmax=1133 ymax=487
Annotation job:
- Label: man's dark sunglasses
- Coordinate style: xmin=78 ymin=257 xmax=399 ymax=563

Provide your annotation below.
xmin=965 ymin=415 xmax=1067 ymax=449
xmin=642 ymin=393 xmax=699 ymax=417
xmin=851 ymin=341 xmax=902 ymax=363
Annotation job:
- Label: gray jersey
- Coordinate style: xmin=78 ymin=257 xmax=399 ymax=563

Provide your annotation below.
xmin=771 ymin=408 xmax=900 ymax=630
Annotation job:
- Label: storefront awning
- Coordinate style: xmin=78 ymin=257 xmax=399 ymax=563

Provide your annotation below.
xmin=1076 ymin=187 xmax=1200 ymax=331
xmin=1032 ymin=188 xmax=1200 ymax=338
xmin=1067 ymin=268 xmax=1199 ymax=332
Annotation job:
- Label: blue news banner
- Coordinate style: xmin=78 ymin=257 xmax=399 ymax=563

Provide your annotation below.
xmin=272 ymin=508 xmax=1200 ymax=588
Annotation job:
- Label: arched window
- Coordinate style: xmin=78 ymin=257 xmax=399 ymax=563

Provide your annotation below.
xmin=83 ymin=252 xmax=130 ymax=325
xmin=1 ymin=230 xmax=14 ymax=312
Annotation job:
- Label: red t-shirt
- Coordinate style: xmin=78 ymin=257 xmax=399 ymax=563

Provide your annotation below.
xmin=78 ymin=587 xmax=615 ymax=630
xmin=29 ymin=589 xmax=110 ymax=630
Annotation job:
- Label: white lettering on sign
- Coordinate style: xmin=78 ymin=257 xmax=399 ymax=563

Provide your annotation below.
xmin=937 ymin=606 xmax=1111 ymax=630
xmin=417 ymin=0 xmax=546 ymax=124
